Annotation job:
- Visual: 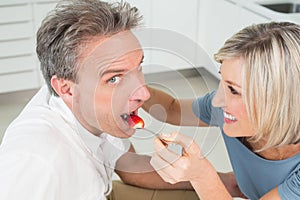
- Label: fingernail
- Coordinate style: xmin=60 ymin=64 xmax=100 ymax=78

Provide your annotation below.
xmin=161 ymin=132 xmax=171 ymax=138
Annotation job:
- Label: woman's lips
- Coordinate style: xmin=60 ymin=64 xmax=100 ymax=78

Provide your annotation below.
xmin=224 ymin=112 xmax=237 ymax=124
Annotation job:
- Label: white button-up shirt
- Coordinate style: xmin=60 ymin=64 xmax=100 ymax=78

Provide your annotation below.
xmin=0 ymin=85 xmax=130 ymax=200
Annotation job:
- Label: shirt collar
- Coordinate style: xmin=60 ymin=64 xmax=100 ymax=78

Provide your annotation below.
xmin=49 ymin=95 xmax=104 ymax=156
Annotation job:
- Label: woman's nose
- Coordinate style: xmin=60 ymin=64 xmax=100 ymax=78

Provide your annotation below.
xmin=212 ymin=82 xmax=225 ymax=108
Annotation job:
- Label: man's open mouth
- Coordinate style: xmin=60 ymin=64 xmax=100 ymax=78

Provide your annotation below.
xmin=120 ymin=112 xmax=144 ymax=129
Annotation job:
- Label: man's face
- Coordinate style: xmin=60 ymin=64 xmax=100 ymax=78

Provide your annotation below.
xmin=72 ymin=31 xmax=150 ymax=138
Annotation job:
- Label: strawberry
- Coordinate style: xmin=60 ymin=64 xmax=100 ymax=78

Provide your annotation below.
xmin=128 ymin=114 xmax=144 ymax=129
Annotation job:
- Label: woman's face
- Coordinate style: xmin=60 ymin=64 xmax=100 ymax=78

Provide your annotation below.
xmin=212 ymin=57 xmax=255 ymax=137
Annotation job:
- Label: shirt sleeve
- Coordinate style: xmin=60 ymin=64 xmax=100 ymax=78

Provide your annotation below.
xmin=0 ymin=152 xmax=59 ymax=200
xmin=192 ymin=91 xmax=223 ymax=127
xmin=278 ymin=164 xmax=300 ymax=200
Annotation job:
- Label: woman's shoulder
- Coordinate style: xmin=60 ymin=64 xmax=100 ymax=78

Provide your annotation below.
xmin=278 ymin=162 xmax=300 ymax=199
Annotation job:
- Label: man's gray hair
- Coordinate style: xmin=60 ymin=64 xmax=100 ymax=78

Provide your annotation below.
xmin=36 ymin=0 xmax=142 ymax=96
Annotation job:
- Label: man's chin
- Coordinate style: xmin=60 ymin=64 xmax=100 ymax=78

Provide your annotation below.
xmin=104 ymin=127 xmax=135 ymax=138
xmin=119 ymin=128 xmax=135 ymax=138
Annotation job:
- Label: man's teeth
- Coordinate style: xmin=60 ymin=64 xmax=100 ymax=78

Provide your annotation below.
xmin=121 ymin=114 xmax=129 ymax=120
xmin=224 ymin=112 xmax=236 ymax=121
xmin=121 ymin=112 xmax=135 ymax=121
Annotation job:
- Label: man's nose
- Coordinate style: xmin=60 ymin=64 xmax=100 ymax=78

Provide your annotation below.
xmin=130 ymin=78 xmax=150 ymax=102
xmin=212 ymin=82 xmax=225 ymax=108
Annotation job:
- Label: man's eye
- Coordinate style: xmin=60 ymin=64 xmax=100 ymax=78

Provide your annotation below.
xmin=228 ymin=86 xmax=239 ymax=95
xmin=108 ymin=76 xmax=121 ymax=84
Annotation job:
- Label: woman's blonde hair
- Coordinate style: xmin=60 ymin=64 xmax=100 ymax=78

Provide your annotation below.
xmin=214 ymin=22 xmax=300 ymax=151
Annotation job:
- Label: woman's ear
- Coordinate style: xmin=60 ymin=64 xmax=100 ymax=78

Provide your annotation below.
xmin=51 ymin=75 xmax=74 ymax=99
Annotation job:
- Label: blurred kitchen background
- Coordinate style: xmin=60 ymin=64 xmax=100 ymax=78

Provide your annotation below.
xmin=1 ymin=0 xmax=300 ymax=183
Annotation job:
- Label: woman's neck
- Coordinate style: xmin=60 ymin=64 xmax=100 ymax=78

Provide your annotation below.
xmin=243 ymin=139 xmax=300 ymax=160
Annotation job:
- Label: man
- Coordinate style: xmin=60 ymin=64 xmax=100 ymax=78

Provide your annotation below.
xmin=0 ymin=1 xmax=190 ymax=199
xmin=0 ymin=0 xmax=240 ymax=199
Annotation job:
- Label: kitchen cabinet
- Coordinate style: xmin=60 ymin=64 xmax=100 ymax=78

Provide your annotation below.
xmin=148 ymin=0 xmax=199 ymax=73
xmin=198 ymin=0 xmax=269 ymax=78
xmin=124 ymin=0 xmax=201 ymax=74
xmin=1 ymin=0 xmax=200 ymax=93
xmin=1 ymin=0 xmax=298 ymax=93
xmin=0 ymin=0 xmax=58 ymax=93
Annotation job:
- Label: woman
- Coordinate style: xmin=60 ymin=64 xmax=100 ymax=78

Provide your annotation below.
xmin=144 ymin=22 xmax=300 ymax=199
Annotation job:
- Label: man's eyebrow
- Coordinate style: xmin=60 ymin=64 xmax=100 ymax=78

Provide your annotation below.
xmin=99 ymin=68 xmax=126 ymax=78
xmin=99 ymin=54 xmax=144 ymax=78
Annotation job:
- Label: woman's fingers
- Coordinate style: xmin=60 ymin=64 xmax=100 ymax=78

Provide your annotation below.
xmin=159 ymin=132 xmax=201 ymax=156
xmin=153 ymin=137 xmax=181 ymax=164
xmin=151 ymin=132 xmax=206 ymax=183
xmin=150 ymin=154 xmax=178 ymax=184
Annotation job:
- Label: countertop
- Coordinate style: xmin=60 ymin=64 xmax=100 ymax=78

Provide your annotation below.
xmin=228 ymin=0 xmax=300 ymax=23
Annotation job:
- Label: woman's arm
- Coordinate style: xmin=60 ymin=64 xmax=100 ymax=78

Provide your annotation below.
xmin=190 ymin=161 xmax=232 ymax=200
xmin=260 ymin=187 xmax=281 ymax=200
xmin=116 ymin=144 xmax=244 ymax=198
xmin=150 ymin=132 xmax=244 ymax=200
xmin=115 ymin=145 xmax=193 ymax=190
xmin=142 ymin=86 xmax=208 ymax=127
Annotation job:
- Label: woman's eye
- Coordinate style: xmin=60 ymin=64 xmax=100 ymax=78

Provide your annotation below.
xmin=108 ymin=76 xmax=121 ymax=84
xmin=228 ymin=85 xmax=239 ymax=95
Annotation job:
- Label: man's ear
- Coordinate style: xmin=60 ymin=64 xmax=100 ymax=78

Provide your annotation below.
xmin=51 ymin=75 xmax=74 ymax=99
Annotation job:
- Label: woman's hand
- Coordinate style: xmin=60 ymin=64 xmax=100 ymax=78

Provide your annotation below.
xmin=150 ymin=132 xmax=234 ymax=200
xmin=150 ymin=132 xmax=209 ymax=183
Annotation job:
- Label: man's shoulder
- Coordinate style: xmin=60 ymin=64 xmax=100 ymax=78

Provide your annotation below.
xmin=1 ymin=104 xmax=77 ymax=161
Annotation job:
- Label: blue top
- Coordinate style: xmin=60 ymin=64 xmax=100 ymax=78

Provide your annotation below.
xmin=192 ymin=92 xmax=300 ymax=200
